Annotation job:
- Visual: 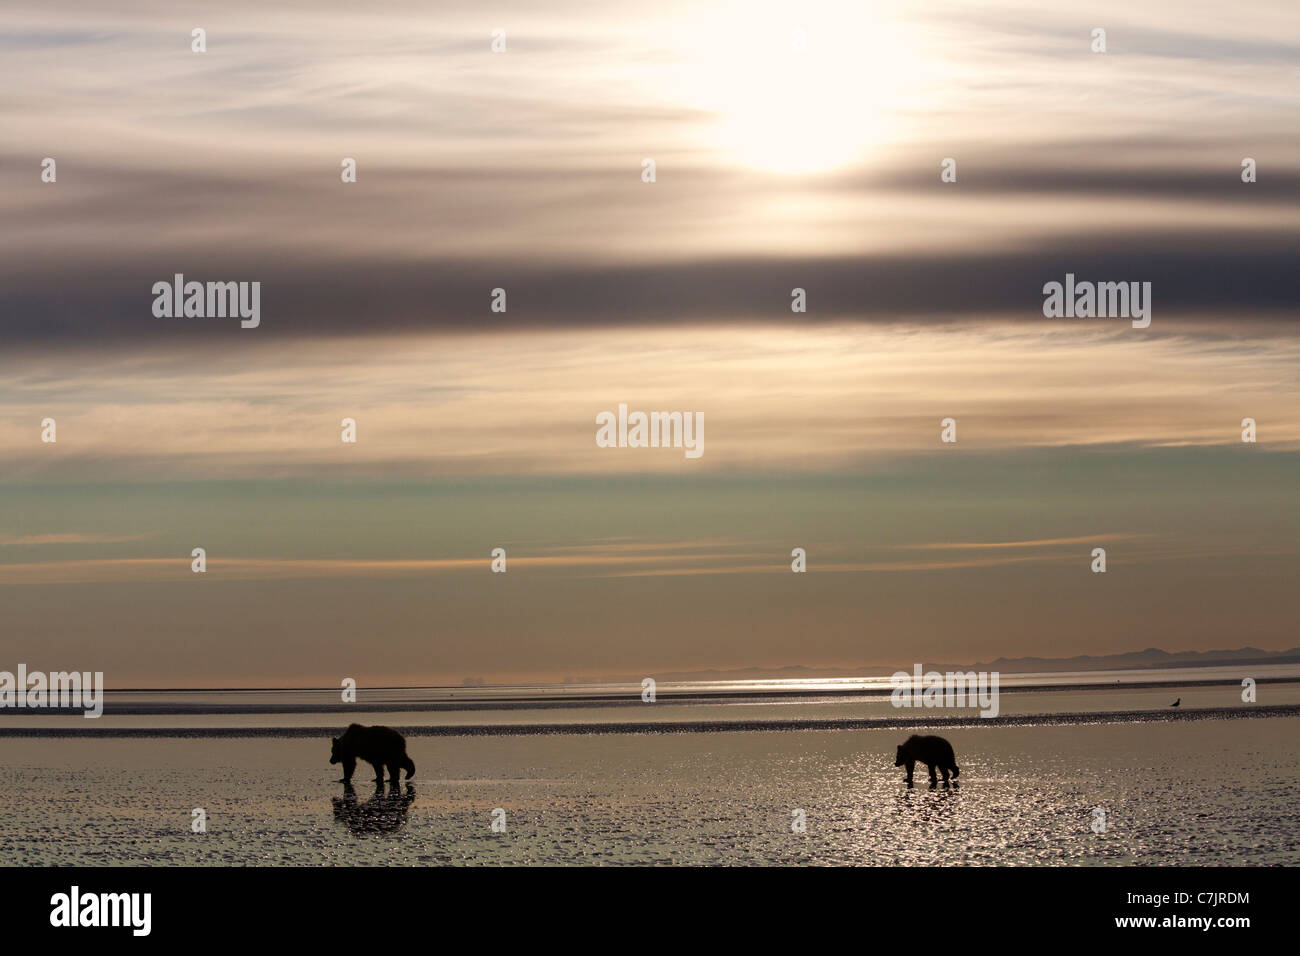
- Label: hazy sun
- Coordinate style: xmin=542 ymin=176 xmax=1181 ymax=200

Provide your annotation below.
xmin=686 ymin=1 xmax=911 ymax=174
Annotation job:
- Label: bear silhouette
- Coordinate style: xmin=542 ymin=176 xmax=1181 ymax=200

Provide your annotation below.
xmin=330 ymin=723 xmax=416 ymax=784
xmin=895 ymin=734 xmax=960 ymax=788
xmin=332 ymin=781 xmax=416 ymax=836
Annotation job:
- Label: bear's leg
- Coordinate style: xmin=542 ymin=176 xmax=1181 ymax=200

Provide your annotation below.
xmin=927 ymin=762 xmax=938 ymax=785
xmin=386 ymin=762 xmax=400 ymax=783
xmin=341 ymin=756 xmax=356 ymax=783
xmin=904 ymin=759 xmax=915 ymax=785
xmin=368 ymin=759 xmax=385 ymax=783
xmin=941 ymin=765 xmax=950 ymax=782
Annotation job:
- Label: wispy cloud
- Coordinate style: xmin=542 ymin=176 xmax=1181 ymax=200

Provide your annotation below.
xmin=4 ymin=325 xmax=1297 ymax=480
xmin=898 ymin=533 xmax=1150 ymax=551
xmin=0 ymin=547 xmax=770 ymax=585
xmin=0 ymin=532 xmax=150 ymax=546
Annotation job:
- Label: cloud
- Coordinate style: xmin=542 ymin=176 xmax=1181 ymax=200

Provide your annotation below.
xmin=2 ymin=167 xmax=1296 ymax=343
xmin=3 ymin=323 xmax=1298 ymax=479
xmin=898 ymin=533 xmax=1150 ymax=550
xmin=0 ymin=532 xmax=150 ymax=546
xmin=1 ymin=1 xmax=1297 ymax=343
xmin=0 ymin=547 xmax=769 ymax=585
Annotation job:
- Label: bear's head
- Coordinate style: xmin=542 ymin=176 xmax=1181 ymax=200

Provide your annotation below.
xmin=894 ymin=744 xmax=905 ymax=767
xmin=329 ymin=737 xmax=342 ymax=764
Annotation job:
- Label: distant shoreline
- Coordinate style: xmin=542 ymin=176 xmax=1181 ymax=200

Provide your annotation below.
xmin=4 ymin=675 xmax=1297 ymax=717
xmin=3 ymin=702 xmax=1297 ymax=738
xmin=64 ymin=650 xmax=1300 ymax=693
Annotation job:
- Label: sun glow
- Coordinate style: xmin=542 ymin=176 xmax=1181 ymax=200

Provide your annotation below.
xmin=684 ymin=1 xmax=914 ymax=174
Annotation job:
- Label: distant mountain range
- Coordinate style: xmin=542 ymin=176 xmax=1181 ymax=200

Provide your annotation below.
xmin=628 ymin=646 xmax=1300 ymax=684
xmin=967 ymin=646 xmax=1300 ymax=673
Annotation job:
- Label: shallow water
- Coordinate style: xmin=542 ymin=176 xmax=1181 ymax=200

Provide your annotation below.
xmin=8 ymin=674 xmax=1300 ymax=733
xmin=2 ymin=717 xmax=1296 ymax=865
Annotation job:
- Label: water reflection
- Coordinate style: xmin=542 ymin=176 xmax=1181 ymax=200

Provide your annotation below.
xmin=332 ymin=781 xmax=415 ymax=836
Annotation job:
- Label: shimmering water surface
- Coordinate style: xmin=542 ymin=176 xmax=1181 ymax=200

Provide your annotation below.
xmin=7 ymin=664 xmax=1300 ymax=732
xmin=2 ymin=715 xmax=1296 ymax=865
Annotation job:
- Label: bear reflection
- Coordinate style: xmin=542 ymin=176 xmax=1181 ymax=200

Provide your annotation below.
xmin=332 ymin=781 xmax=415 ymax=836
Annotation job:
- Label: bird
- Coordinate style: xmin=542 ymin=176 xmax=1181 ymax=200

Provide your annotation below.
xmin=1170 ymin=698 xmax=1181 ymax=707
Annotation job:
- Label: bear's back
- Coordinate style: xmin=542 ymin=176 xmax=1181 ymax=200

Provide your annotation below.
xmin=339 ymin=723 xmax=405 ymax=756
xmin=904 ymin=734 xmax=954 ymax=760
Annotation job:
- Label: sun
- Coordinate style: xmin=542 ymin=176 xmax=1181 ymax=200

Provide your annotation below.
xmin=684 ymin=1 xmax=912 ymax=175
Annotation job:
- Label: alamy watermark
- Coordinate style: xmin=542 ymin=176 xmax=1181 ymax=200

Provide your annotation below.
xmin=596 ymin=404 xmax=704 ymax=459
xmin=0 ymin=665 xmax=103 ymax=718
xmin=1042 ymin=273 xmax=1151 ymax=329
xmin=152 ymin=274 xmax=260 ymax=328
xmin=890 ymin=664 xmax=999 ymax=718
xmin=50 ymin=886 xmax=150 ymax=936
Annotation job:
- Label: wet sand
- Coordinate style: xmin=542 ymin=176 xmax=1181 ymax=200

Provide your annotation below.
xmin=2 ymin=715 xmax=1296 ymax=865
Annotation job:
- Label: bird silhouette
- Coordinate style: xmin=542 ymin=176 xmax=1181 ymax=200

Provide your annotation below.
xmin=1171 ymin=698 xmax=1181 ymax=707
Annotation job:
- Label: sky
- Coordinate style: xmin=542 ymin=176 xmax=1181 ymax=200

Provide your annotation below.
xmin=1 ymin=0 xmax=1297 ymax=685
